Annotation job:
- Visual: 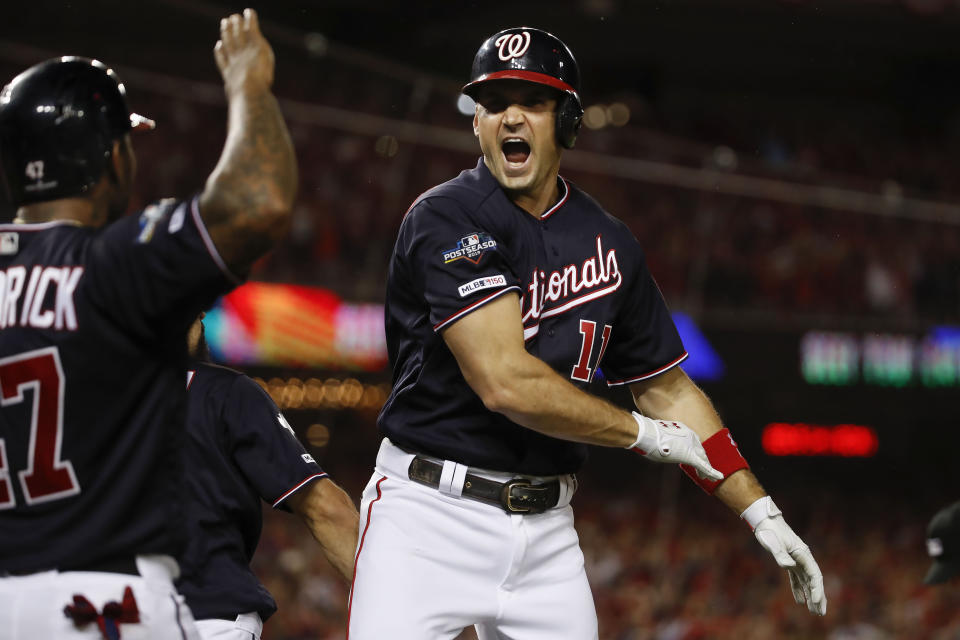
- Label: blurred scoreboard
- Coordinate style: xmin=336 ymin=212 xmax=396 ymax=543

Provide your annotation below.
xmin=801 ymin=327 xmax=960 ymax=387
xmin=204 ymin=282 xmax=387 ymax=371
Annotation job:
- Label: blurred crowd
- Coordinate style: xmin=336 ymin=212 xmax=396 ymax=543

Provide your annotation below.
xmin=0 ymin=55 xmax=956 ymax=321
xmin=250 ymin=479 xmax=960 ymax=639
xmin=111 ymin=53 xmax=960 ymax=323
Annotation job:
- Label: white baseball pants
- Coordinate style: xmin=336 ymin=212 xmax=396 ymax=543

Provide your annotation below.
xmin=0 ymin=554 xmax=199 ymax=639
xmin=195 ymin=612 xmax=262 ymax=639
xmin=348 ymin=438 xmax=598 ymax=640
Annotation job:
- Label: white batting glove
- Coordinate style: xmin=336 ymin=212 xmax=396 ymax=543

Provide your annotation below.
xmin=629 ymin=412 xmax=722 ymax=481
xmin=742 ymin=496 xmax=827 ymax=616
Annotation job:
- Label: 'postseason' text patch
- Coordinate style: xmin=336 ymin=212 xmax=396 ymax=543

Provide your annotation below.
xmin=458 ymin=274 xmax=507 ymax=297
xmin=443 ymin=233 xmax=497 ymax=264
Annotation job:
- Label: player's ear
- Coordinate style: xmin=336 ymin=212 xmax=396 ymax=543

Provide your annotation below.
xmin=106 ymin=138 xmax=124 ymax=185
xmin=473 ymin=108 xmax=480 ymax=138
xmin=106 ymin=135 xmax=135 ymax=186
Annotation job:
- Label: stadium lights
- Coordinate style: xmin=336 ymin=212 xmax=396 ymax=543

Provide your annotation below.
xmin=253 ymin=376 xmax=391 ymax=412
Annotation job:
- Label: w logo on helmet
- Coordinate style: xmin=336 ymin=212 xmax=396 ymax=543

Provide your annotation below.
xmin=495 ymin=32 xmax=531 ymax=61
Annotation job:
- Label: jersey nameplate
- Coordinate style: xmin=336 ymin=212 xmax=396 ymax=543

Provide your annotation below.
xmin=0 ymin=265 xmax=83 ymax=330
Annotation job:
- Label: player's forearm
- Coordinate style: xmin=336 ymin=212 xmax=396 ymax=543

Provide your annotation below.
xmin=631 ymin=367 xmax=724 ymax=442
xmin=198 ymin=10 xmax=298 ymax=273
xmin=291 ymin=478 xmax=360 ymax=582
xmin=630 ymin=368 xmax=766 ymax=511
xmin=476 ymin=352 xmax=637 ymax=448
xmin=712 ymin=468 xmax=766 ymax=514
xmin=199 ymin=88 xmax=297 ymax=268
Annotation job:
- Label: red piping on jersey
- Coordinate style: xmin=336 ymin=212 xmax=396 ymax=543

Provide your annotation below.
xmin=189 ymin=196 xmax=243 ymax=286
xmin=433 ymin=285 xmax=522 ymax=332
xmin=272 ymin=473 xmax=329 ymax=508
xmin=540 ymin=178 xmax=570 ymax=221
xmin=402 ymin=187 xmax=435 ymax=221
xmin=466 ymin=70 xmax=578 ymax=97
xmin=605 ymin=352 xmax=689 ymax=386
xmin=347 ymin=475 xmax=387 ymax=639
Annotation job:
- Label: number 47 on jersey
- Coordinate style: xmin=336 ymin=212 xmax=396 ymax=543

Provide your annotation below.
xmin=0 ymin=347 xmax=80 ymax=508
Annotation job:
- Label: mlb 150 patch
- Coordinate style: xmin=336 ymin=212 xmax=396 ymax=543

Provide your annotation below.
xmin=442 ymin=233 xmax=498 ymax=264
xmin=458 ymin=274 xmax=507 ymax=297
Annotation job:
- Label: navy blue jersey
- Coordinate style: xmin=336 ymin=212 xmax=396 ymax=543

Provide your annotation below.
xmin=379 ymin=159 xmax=686 ymax=475
xmin=177 ymin=362 xmax=327 ymax=622
xmin=0 ymin=197 xmax=237 ymax=573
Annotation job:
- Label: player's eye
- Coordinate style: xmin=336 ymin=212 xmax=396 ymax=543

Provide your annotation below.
xmin=482 ymin=99 xmax=507 ymax=113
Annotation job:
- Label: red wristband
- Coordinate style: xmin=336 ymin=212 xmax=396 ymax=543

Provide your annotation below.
xmin=680 ymin=428 xmax=749 ymax=494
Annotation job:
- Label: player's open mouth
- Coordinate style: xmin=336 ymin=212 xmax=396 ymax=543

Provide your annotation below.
xmin=502 ymin=139 xmax=531 ymax=166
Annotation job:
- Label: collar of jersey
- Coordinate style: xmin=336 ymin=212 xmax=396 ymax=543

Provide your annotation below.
xmin=0 ymin=219 xmax=85 ymax=230
xmin=540 ymin=177 xmax=570 ymax=222
xmin=474 ymin=158 xmax=570 ymax=222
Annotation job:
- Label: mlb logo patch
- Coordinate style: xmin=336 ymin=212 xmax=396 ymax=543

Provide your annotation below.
xmin=0 ymin=232 xmax=19 ymax=256
xmin=442 ymin=232 xmax=498 ymax=265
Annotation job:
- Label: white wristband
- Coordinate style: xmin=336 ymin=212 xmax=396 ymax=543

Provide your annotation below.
xmin=740 ymin=496 xmax=781 ymax=530
xmin=627 ymin=412 xmax=653 ymax=451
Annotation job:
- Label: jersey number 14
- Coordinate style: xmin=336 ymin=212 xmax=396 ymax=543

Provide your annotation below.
xmin=0 ymin=347 xmax=80 ymax=508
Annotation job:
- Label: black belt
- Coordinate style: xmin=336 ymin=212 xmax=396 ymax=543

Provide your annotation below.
xmin=3 ymin=557 xmax=139 ymax=577
xmin=408 ymin=456 xmax=561 ymax=515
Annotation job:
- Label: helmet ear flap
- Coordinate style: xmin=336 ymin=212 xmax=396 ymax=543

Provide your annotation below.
xmin=556 ymin=92 xmax=584 ymax=150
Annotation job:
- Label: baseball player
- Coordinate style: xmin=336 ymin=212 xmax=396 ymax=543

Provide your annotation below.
xmin=179 ymin=315 xmax=359 ymax=640
xmin=0 ymin=9 xmax=296 ymax=639
xmin=349 ymin=27 xmax=826 ymax=639
xmin=925 ymin=501 xmax=960 ymax=586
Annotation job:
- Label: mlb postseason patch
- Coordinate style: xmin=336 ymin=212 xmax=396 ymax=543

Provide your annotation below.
xmin=137 ymin=198 xmax=176 ymax=244
xmin=459 ymin=274 xmax=507 ymax=297
xmin=442 ymin=232 xmax=498 ymax=264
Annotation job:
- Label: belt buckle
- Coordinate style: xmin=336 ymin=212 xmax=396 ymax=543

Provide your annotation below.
xmin=501 ymin=480 xmax=546 ymax=514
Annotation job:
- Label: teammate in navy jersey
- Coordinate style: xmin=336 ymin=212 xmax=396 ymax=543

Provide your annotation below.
xmin=0 ymin=9 xmax=297 ymax=639
xmin=349 ymin=27 xmax=826 ymax=639
xmin=179 ymin=316 xmax=358 ymax=640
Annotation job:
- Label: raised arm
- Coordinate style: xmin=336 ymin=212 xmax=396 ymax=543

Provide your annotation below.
xmin=198 ymin=8 xmax=298 ymax=275
xmin=285 ymin=477 xmax=360 ymax=583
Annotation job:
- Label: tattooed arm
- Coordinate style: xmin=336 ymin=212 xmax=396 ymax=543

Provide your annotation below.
xmin=198 ymin=8 xmax=298 ymax=275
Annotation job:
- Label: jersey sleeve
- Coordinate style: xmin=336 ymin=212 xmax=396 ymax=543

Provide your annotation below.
xmin=222 ymin=374 xmax=327 ymax=510
xmin=599 ymin=247 xmax=687 ymax=386
xmin=400 ymin=197 xmax=522 ymax=332
xmin=85 ymin=195 xmax=240 ymax=341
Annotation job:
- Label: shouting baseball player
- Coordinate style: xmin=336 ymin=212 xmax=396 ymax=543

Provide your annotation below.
xmin=179 ymin=315 xmax=359 ymax=639
xmin=348 ymin=27 xmax=826 ymax=639
xmin=0 ymin=9 xmax=296 ymax=638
